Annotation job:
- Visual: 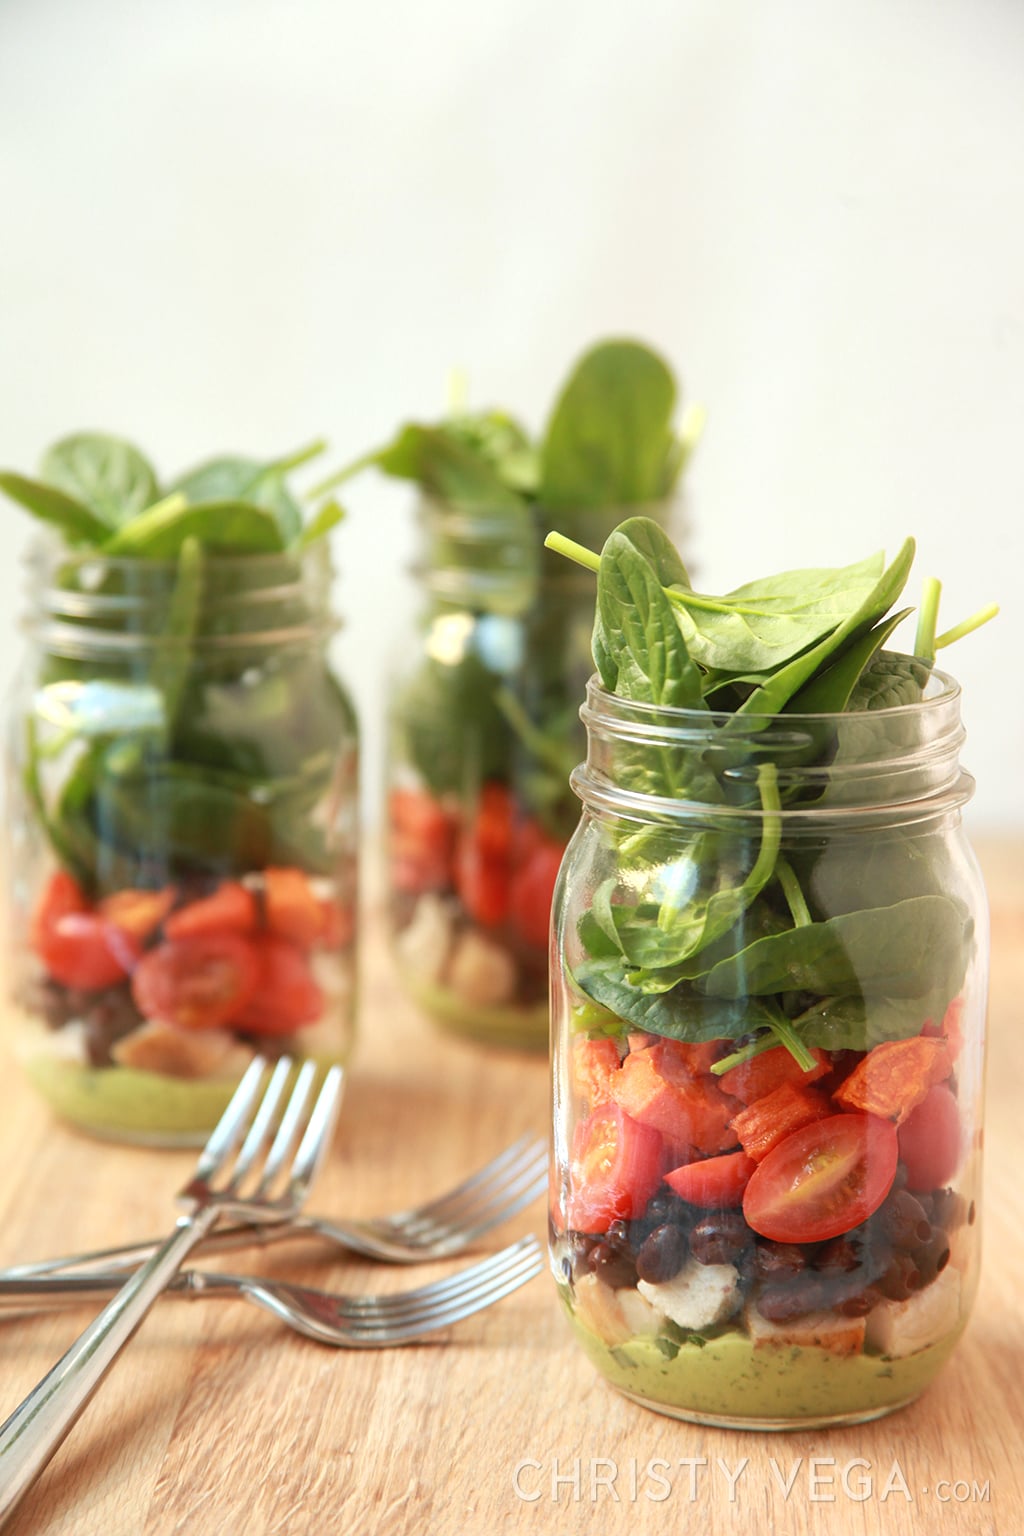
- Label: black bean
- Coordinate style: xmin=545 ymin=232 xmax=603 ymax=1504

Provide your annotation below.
xmin=931 ymin=1188 xmax=968 ymax=1232
xmin=636 ymin=1223 xmax=689 ymax=1284
xmin=913 ymin=1234 xmax=952 ymax=1285
xmin=689 ymin=1212 xmax=752 ymax=1267
xmin=750 ymin=1241 xmax=807 ymax=1281
xmin=834 ymin=1283 xmax=882 ymax=1318
xmin=587 ymin=1240 xmax=638 ymax=1290
xmin=815 ymin=1236 xmax=863 ymax=1274
xmin=879 ymin=1250 xmax=923 ymax=1301
xmin=879 ymin=1190 xmax=933 ymax=1250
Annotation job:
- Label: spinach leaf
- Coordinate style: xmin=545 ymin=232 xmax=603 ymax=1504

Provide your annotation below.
xmin=666 ymin=551 xmax=887 ymax=675
xmin=540 ymin=340 xmax=680 ymax=509
xmin=702 ymin=894 xmax=969 ymax=1001
xmin=590 ymin=763 xmax=780 ymax=976
xmin=737 ymin=539 xmax=916 ymax=715
xmin=295 ymin=498 xmax=346 ymax=549
xmin=0 ymin=471 xmax=112 ymax=546
xmin=104 ymin=498 xmax=285 ymax=557
xmin=791 ymin=990 xmax=957 ymax=1052
xmin=574 ymin=955 xmax=781 ymax=1041
xmin=786 ymin=609 xmax=912 ymax=714
xmin=597 ymin=531 xmax=704 ymax=710
xmin=39 ymin=433 xmax=159 ymax=527
xmin=169 ymin=440 xmax=326 ymax=545
xmin=847 ymin=649 xmax=931 ymax=712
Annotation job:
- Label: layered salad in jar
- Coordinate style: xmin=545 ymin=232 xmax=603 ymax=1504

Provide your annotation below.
xmin=2 ymin=432 xmax=357 ymax=1141
xmin=546 ymin=515 xmax=995 ymax=1426
xmin=319 ymin=339 xmax=703 ymax=1046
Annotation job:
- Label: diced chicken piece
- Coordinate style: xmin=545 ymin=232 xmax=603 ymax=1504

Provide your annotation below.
xmin=745 ymin=1302 xmax=866 ymax=1356
xmin=865 ymin=1266 xmax=961 ymax=1358
xmin=394 ymin=895 xmax=454 ymax=985
xmin=112 ymin=1022 xmax=252 ymax=1080
xmin=572 ymin=1273 xmax=664 ymax=1347
xmin=41 ymin=1021 xmax=91 ymax=1068
xmin=446 ymin=930 xmax=517 ymax=1009
xmin=638 ymin=1257 xmax=742 ymax=1332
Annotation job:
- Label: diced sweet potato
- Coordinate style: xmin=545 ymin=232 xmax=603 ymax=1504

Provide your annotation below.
xmin=730 ymin=1083 xmax=832 ymax=1162
xmin=922 ymin=996 xmax=964 ymax=1062
xmin=717 ymin=1045 xmax=830 ymax=1105
xmin=611 ymin=1042 xmax=740 ymax=1155
xmin=571 ymin=1035 xmax=621 ymax=1110
xmin=834 ymin=1036 xmax=952 ymax=1125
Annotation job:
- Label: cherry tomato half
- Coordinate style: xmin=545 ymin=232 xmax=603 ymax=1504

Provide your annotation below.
xmin=131 ymin=934 xmax=260 ymax=1031
xmin=898 ymin=1084 xmax=962 ymax=1192
xmin=742 ymin=1113 xmax=899 ymax=1243
xmin=231 ymin=938 xmax=324 ymax=1036
xmin=664 ymin=1150 xmax=757 ymax=1209
xmin=566 ymin=1102 xmax=664 ymax=1233
xmin=32 ymin=870 xmax=139 ymax=990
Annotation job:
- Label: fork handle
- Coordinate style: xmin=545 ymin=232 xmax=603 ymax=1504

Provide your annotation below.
xmin=0 ymin=1206 xmax=218 ymax=1525
xmin=0 ymin=1216 xmax=312 ymax=1283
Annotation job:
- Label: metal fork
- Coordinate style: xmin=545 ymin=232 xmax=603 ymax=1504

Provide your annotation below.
xmin=0 ymin=1055 xmax=343 ymax=1526
xmin=0 ymin=1134 xmax=548 ymax=1278
xmin=0 ymin=1237 xmax=545 ymax=1347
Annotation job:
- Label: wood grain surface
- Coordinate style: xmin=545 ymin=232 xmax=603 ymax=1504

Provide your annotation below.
xmin=0 ymin=838 xmax=1019 ymax=1536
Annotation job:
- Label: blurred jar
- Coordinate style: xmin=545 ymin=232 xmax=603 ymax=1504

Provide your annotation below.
xmin=550 ymin=674 xmax=987 ymax=1427
xmin=386 ymin=497 xmax=678 ymax=1050
xmin=5 ymin=538 xmax=358 ymax=1144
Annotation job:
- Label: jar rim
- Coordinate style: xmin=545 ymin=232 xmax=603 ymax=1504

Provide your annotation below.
xmin=580 ymin=668 xmax=961 ymax=730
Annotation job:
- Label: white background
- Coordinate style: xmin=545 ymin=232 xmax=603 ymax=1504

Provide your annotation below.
xmin=0 ymin=0 xmax=1020 ymax=830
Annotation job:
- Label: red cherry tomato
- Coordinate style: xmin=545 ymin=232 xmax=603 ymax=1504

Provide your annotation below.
xmin=566 ymin=1103 xmax=665 ymax=1233
xmin=131 ymin=934 xmax=259 ymax=1031
xmin=509 ymin=836 xmax=564 ymax=951
xmin=664 ymin=1150 xmax=757 ymax=1209
xmin=164 ymin=881 xmax=257 ymax=941
xmin=231 ymin=938 xmax=324 ymax=1036
xmin=31 ymin=870 xmax=139 ymax=989
xmin=742 ymin=1113 xmax=899 ymax=1243
xmin=389 ymin=788 xmax=456 ymax=892
xmin=898 ymin=1084 xmax=962 ymax=1191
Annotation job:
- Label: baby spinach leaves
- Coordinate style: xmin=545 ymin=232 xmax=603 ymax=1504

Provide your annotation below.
xmin=1 ymin=433 xmax=340 ymax=555
xmin=4 ymin=431 xmax=351 ymax=895
xmin=550 ymin=515 xmax=996 ymax=1060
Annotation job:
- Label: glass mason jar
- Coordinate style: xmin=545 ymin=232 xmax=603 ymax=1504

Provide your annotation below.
xmin=550 ymin=673 xmax=987 ymax=1428
xmin=386 ymin=497 xmax=677 ymax=1050
xmin=5 ymin=538 xmax=359 ymax=1144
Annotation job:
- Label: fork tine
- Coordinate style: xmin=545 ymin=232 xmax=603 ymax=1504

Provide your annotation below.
xmin=342 ymin=1243 xmax=544 ymax=1344
xmin=394 ymin=1136 xmax=543 ymax=1229
xmin=401 ymin=1145 xmax=548 ymax=1242
xmin=253 ymin=1060 xmax=319 ymax=1195
xmin=337 ymin=1238 xmax=543 ymax=1321
xmin=184 ymin=1057 xmax=270 ymax=1195
xmin=224 ymin=1058 xmax=298 ymax=1193
xmin=286 ymin=1066 xmax=345 ymax=1203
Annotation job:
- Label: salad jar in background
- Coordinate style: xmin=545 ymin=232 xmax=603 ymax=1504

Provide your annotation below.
xmin=551 ymin=675 xmax=987 ymax=1428
xmin=5 ymin=538 xmax=359 ymax=1144
xmin=387 ymin=498 xmax=678 ymax=1050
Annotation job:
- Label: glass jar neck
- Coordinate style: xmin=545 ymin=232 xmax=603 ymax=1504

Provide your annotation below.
xmin=22 ymin=536 xmax=338 ymax=658
xmin=573 ymin=673 xmax=973 ymax=830
xmin=414 ymin=496 xmax=678 ymax=614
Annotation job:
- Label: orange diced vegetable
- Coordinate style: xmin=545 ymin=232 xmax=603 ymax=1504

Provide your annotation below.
xmin=717 ymin=1044 xmax=830 ymax=1104
xmin=833 ymin=1036 xmax=952 ymax=1125
xmin=612 ymin=1042 xmax=739 ymax=1155
xmin=264 ymin=867 xmax=324 ymax=948
xmin=730 ymin=1082 xmax=832 ymax=1162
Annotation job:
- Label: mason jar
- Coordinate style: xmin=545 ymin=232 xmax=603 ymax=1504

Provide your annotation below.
xmin=387 ymin=497 xmax=678 ymax=1050
xmin=5 ymin=538 xmax=358 ymax=1144
xmin=550 ymin=673 xmax=987 ymax=1428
